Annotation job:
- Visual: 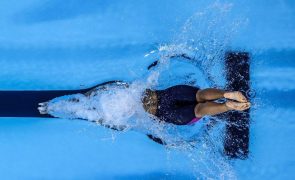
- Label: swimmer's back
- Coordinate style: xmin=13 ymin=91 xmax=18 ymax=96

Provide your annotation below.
xmin=142 ymin=85 xmax=201 ymax=125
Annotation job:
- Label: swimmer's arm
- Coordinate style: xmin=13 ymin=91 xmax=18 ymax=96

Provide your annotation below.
xmin=84 ymin=88 xmax=99 ymax=97
xmin=84 ymin=82 xmax=130 ymax=97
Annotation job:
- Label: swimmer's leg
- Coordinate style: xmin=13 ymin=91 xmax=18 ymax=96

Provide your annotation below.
xmin=194 ymin=101 xmax=250 ymax=117
xmin=196 ymin=88 xmax=226 ymax=102
xmin=196 ymin=89 xmax=248 ymax=103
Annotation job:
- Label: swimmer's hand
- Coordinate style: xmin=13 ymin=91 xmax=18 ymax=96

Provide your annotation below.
xmin=38 ymin=102 xmax=48 ymax=114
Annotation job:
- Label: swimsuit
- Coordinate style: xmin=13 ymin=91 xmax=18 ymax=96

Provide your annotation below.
xmin=155 ymin=85 xmax=201 ymax=125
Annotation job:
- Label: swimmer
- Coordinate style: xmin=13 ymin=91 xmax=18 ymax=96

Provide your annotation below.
xmin=142 ymin=85 xmax=250 ymax=125
xmin=38 ymin=84 xmax=250 ymax=126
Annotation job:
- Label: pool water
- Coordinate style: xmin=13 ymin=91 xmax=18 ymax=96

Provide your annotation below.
xmin=0 ymin=0 xmax=295 ymax=179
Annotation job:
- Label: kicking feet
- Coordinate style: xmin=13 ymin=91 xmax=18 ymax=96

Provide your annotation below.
xmin=224 ymin=91 xmax=248 ymax=103
xmin=226 ymin=100 xmax=250 ymax=111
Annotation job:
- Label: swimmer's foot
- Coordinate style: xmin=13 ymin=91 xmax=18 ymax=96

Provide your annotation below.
xmin=224 ymin=91 xmax=248 ymax=103
xmin=226 ymin=100 xmax=250 ymax=111
xmin=38 ymin=102 xmax=48 ymax=114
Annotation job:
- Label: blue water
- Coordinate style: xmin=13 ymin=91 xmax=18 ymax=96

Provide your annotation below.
xmin=0 ymin=0 xmax=295 ymax=179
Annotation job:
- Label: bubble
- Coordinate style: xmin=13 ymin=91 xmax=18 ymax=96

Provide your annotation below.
xmin=246 ymin=89 xmax=256 ymax=99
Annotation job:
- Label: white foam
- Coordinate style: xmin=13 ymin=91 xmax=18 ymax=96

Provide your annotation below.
xmin=46 ymin=83 xmax=146 ymax=129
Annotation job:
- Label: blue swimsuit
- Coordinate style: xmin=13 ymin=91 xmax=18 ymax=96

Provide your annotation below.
xmin=155 ymin=85 xmax=201 ymax=125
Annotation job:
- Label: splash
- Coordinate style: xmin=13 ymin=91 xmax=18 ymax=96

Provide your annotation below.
xmin=44 ymin=2 xmax=245 ymax=179
xmin=45 ymin=82 xmax=146 ymax=131
xmin=146 ymin=2 xmax=246 ymax=89
xmin=142 ymin=2 xmax=245 ymax=179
